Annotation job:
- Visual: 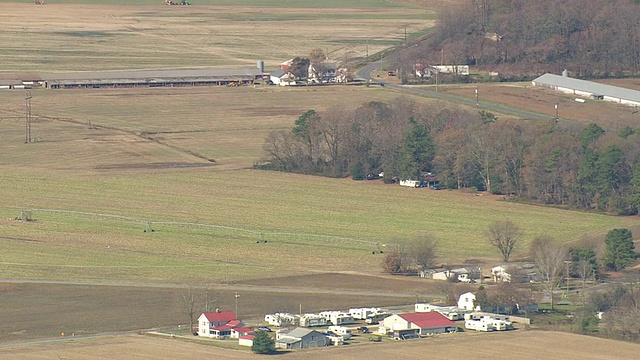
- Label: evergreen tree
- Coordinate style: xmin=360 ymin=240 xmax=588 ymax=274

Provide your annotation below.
xmin=351 ymin=161 xmax=365 ymax=180
xmin=580 ymin=123 xmax=605 ymax=147
xmin=398 ymin=119 xmax=434 ymax=180
xmin=628 ymin=164 xmax=640 ymax=214
xmin=603 ymin=228 xmax=637 ymax=271
xmin=251 ymin=331 xmax=276 ymax=354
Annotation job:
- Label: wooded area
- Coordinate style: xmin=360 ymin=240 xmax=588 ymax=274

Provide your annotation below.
xmin=259 ymin=98 xmax=640 ymax=214
xmin=395 ymin=0 xmax=640 ymax=78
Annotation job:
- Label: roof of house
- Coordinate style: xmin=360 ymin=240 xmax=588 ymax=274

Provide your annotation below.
xmin=213 ymin=324 xmax=235 ymax=331
xmin=39 ymin=68 xmax=264 ymax=82
xmin=280 ymin=327 xmax=320 ymax=339
xmin=399 ymin=312 xmax=456 ymax=329
xmin=276 ymin=337 xmax=301 ymax=344
xmin=232 ymin=326 xmax=254 ymax=334
xmin=533 ymin=73 xmax=640 ymax=103
xmin=239 ymin=335 xmax=255 ymax=340
xmin=271 ymin=69 xmax=285 ymax=77
xmin=202 ymin=310 xmax=237 ymax=323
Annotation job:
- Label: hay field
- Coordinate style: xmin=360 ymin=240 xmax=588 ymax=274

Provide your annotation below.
xmin=1 ymin=84 xmax=638 ymax=284
xmin=4 ymin=331 xmax=639 ymax=360
xmin=0 ymin=0 xmax=638 ymax=351
xmin=0 ymin=2 xmax=436 ymax=72
xmin=0 ymin=1 xmax=638 ymax=285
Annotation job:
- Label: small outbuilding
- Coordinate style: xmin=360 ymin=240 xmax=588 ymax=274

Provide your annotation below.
xmin=238 ymin=334 xmax=255 ymax=347
xmin=275 ymin=327 xmax=328 ymax=349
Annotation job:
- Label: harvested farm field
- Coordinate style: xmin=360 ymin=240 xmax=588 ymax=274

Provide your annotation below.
xmin=0 ymin=276 xmax=424 ymax=343
xmin=3 ymin=330 xmax=639 ymax=360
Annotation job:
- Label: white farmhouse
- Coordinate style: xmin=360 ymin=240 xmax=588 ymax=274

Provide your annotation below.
xmin=458 ymin=292 xmax=477 ymax=311
xmin=197 ymin=310 xmax=242 ymax=338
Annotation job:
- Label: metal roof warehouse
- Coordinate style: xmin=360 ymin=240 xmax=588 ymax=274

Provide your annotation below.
xmin=532 ymin=73 xmax=640 ymax=107
xmin=30 ymin=68 xmax=267 ymax=89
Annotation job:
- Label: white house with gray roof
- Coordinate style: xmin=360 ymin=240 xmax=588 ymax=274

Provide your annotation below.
xmin=532 ymin=73 xmax=640 ymax=107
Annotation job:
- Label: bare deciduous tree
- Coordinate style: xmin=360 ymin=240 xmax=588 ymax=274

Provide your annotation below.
xmin=381 ymin=243 xmax=410 ymax=274
xmin=410 ymin=233 xmax=439 ymax=271
xmin=531 ymin=236 xmax=567 ymax=310
xmin=181 ymin=286 xmax=198 ymax=333
xmin=487 ymin=220 xmax=522 ymax=262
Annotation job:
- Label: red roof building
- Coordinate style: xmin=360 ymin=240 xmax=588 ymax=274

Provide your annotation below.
xmin=238 ymin=334 xmax=255 ymax=347
xmin=381 ymin=312 xmax=457 ymax=337
xmin=201 ymin=310 xmax=237 ymax=325
xmin=197 ymin=310 xmax=244 ymax=338
xmin=398 ymin=312 xmax=456 ymax=329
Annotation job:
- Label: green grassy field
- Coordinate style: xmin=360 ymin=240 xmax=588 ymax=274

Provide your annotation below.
xmin=0 ymin=1 xmax=638 ymax=286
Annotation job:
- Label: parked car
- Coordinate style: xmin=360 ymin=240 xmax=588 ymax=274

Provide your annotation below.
xmin=257 ymin=326 xmax=272 ymax=332
xmin=358 ymin=326 xmax=370 ymax=333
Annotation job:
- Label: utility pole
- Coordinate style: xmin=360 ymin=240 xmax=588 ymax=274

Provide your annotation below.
xmin=475 ymin=86 xmax=479 ymax=107
xmin=365 ymin=39 xmax=368 ymax=61
xmin=25 ymin=91 xmax=32 ymax=144
xmin=564 ymin=261 xmax=571 ymax=299
xmin=234 ymin=292 xmax=239 ymax=318
xmin=404 ymin=25 xmax=407 ymax=45
xmin=555 ymin=103 xmax=559 ymax=122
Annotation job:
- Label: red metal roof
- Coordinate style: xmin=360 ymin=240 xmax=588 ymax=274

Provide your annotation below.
xmin=213 ymin=324 xmax=234 ymax=331
xmin=202 ymin=310 xmax=236 ymax=323
xmin=232 ymin=327 xmax=254 ymax=334
xmin=239 ymin=335 xmax=255 ymax=340
xmin=399 ymin=312 xmax=455 ymax=328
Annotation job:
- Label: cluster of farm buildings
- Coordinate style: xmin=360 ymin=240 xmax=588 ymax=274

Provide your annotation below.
xmin=194 ymin=288 xmax=529 ymax=351
xmin=0 ymin=59 xmax=349 ymax=90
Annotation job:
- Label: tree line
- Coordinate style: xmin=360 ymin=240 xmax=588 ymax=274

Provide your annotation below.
xmin=392 ymin=0 xmax=640 ymax=79
xmin=259 ymin=98 xmax=640 ymax=214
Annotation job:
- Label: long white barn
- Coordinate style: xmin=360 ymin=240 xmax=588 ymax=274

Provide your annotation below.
xmin=532 ymin=73 xmax=640 ymax=107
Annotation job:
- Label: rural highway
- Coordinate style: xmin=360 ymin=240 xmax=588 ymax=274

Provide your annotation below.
xmin=355 ymin=62 xmax=552 ymax=121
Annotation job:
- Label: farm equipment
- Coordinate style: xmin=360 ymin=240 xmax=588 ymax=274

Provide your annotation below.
xmin=164 ymin=0 xmax=190 ymax=5
xmin=35 ymin=0 xmax=45 ymax=4
xmin=227 ymin=80 xmax=244 ymax=87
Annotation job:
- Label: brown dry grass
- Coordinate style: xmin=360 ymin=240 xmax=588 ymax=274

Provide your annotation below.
xmin=3 ymin=330 xmax=639 ymax=359
xmin=0 ymin=86 xmax=398 ymax=171
xmin=0 ymin=3 xmax=435 ymax=72
xmin=1 ymin=2 xmax=640 ymax=353
xmin=439 ymin=82 xmax=640 ymax=130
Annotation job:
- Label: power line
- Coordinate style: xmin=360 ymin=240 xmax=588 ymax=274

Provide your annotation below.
xmin=25 ymin=91 xmax=32 ymax=144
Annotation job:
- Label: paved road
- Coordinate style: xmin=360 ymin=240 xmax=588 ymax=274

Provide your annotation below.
xmin=355 ymin=62 xmax=552 ymax=121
